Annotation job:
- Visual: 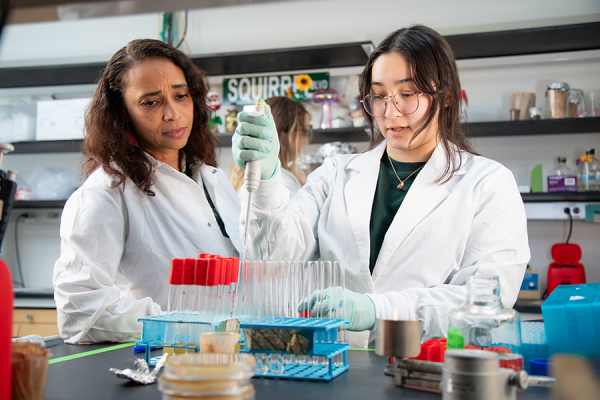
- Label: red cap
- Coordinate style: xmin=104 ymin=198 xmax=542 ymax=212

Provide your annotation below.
xmin=182 ymin=258 xmax=196 ymax=285
xmin=210 ymin=254 xmax=220 ymax=259
xmin=195 ymin=259 xmax=208 ymax=286
xmin=169 ymin=259 xmax=184 ymax=285
xmin=207 ymin=258 xmax=221 ymax=286
xmin=198 ymin=253 xmax=210 ymax=259
xmin=229 ymin=258 xmax=239 ymax=283
xmin=220 ymin=259 xmax=230 ymax=285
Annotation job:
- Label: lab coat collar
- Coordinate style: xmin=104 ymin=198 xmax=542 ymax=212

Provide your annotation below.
xmin=371 ymin=141 xmax=471 ymax=284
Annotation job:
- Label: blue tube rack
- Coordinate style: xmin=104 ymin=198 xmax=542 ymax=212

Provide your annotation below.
xmin=136 ymin=312 xmax=237 ymax=366
xmin=239 ymin=318 xmax=350 ymax=382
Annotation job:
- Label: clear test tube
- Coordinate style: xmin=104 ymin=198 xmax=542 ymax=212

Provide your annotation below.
xmin=167 ymin=258 xmax=184 ymax=314
xmin=205 ymin=258 xmax=221 ymax=319
xmin=194 ymin=258 xmax=208 ymax=317
xmin=176 ymin=258 xmax=196 ymax=353
xmin=219 ymin=259 xmax=233 ymax=317
xmin=333 ymin=261 xmax=345 ymax=367
xmin=239 ymin=261 xmax=251 ymax=319
xmin=228 ymin=258 xmax=240 ymax=317
xmin=306 ymin=261 xmax=319 ymax=365
xmin=164 ymin=258 xmax=184 ymax=356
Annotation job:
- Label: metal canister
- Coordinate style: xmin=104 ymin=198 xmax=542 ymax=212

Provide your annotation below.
xmin=546 ymin=82 xmax=570 ymax=119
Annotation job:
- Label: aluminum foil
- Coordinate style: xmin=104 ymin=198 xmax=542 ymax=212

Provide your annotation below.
xmin=110 ymin=353 xmax=168 ymax=385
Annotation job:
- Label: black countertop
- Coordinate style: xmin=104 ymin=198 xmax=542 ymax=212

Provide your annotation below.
xmin=44 ymin=343 xmax=552 ymax=400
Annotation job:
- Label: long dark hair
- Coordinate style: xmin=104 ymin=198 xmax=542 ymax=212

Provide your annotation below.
xmin=359 ymin=25 xmax=476 ymax=183
xmin=83 ymin=38 xmax=217 ymax=196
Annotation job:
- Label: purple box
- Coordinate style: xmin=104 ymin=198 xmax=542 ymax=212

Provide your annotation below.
xmin=548 ymin=175 xmax=577 ymax=192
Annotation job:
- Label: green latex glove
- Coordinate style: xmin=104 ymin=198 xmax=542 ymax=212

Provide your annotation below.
xmin=298 ymin=287 xmax=376 ymax=332
xmin=232 ymin=98 xmax=280 ymax=180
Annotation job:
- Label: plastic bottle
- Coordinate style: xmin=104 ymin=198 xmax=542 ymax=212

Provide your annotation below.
xmin=578 ymin=148 xmax=600 ymax=191
xmin=447 ymin=276 xmax=523 ymax=369
xmin=547 ymin=157 xmax=577 ymax=192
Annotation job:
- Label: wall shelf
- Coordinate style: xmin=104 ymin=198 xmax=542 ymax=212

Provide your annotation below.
xmin=1 ymin=22 xmax=598 ymax=89
xmin=11 ymin=118 xmax=600 ymax=154
xmin=13 ymin=200 xmax=67 ymax=209
xmin=0 ymin=42 xmax=373 ymax=89
xmin=521 ymin=192 xmax=600 ymax=203
xmin=12 ymin=192 xmax=600 ymax=211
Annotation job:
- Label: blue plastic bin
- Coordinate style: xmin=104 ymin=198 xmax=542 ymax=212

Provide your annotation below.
xmin=541 ymin=283 xmax=600 ymax=356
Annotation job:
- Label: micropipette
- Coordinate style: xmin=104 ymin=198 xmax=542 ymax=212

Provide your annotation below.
xmin=241 ymin=101 xmax=266 ymax=256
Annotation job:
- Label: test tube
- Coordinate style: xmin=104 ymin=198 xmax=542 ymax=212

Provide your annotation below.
xmin=167 ymin=258 xmax=184 ymax=314
xmin=333 ymin=261 xmax=345 ymax=367
xmin=205 ymin=258 xmax=221 ymax=319
xmin=228 ymin=258 xmax=240 ymax=317
xmin=194 ymin=258 xmax=209 ymax=316
xmin=177 ymin=258 xmax=196 ymax=352
xmin=164 ymin=258 xmax=184 ymax=356
xmin=219 ymin=259 xmax=232 ymax=316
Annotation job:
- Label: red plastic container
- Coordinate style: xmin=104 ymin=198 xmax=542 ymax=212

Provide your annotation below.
xmin=1 ymin=258 xmax=13 ymax=400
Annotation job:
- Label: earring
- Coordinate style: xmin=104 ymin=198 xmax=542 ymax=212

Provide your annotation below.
xmin=127 ymin=130 xmax=138 ymax=146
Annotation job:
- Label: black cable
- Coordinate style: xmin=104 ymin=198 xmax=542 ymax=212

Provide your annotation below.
xmin=0 ymin=0 xmax=17 ymax=40
xmin=175 ymin=10 xmax=188 ymax=49
xmin=564 ymin=208 xmax=573 ymax=244
xmin=14 ymin=214 xmax=26 ymax=288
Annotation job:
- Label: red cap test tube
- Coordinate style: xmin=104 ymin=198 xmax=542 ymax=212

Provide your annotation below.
xmin=168 ymin=258 xmax=184 ymax=314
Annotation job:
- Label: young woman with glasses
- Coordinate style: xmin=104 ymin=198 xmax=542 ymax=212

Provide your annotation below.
xmin=232 ymin=25 xmax=529 ymax=348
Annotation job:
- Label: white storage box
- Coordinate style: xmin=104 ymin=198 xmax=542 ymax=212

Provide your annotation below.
xmin=36 ymin=98 xmax=91 ymax=141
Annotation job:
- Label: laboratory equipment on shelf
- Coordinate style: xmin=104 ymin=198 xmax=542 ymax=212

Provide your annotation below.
xmin=547 ymin=157 xmax=577 ymax=192
xmin=578 ymin=148 xmax=600 ymax=191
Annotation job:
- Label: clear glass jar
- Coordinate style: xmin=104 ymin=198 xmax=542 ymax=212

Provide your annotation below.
xmin=447 ymin=276 xmax=521 ymax=356
xmin=567 ymin=89 xmax=584 ymax=118
xmin=546 ymin=82 xmax=570 ymax=119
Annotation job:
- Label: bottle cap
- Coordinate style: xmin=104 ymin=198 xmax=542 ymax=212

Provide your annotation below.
xmin=182 ymin=258 xmax=196 ymax=285
xmin=229 ymin=258 xmax=239 ymax=283
xmin=169 ymin=258 xmax=184 ymax=285
xmin=195 ymin=258 xmax=208 ymax=286
xmin=209 ymin=254 xmax=220 ymax=259
xmin=207 ymin=258 xmax=221 ymax=286
xmin=557 ymin=156 xmax=566 ymax=163
xmin=198 ymin=253 xmax=210 ymax=259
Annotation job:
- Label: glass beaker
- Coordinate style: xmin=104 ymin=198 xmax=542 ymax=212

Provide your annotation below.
xmin=447 ymin=276 xmax=522 ymax=359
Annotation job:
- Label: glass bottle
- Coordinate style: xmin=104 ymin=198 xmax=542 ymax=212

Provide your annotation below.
xmin=447 ymin=276 xmax=522 ymax=369
xmin=578 ymin=148 xmax=600 ymax=191
xmin=547 ymin=157 xmax=577 ymax=192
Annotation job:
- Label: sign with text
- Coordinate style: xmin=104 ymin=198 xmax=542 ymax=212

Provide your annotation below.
xmin=223 ymin=72 xmax=329 ymax=105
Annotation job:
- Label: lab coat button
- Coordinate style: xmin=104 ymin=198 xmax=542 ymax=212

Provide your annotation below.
xmin=212 ymin=169 xmax=217 ymax=174
xmin=208 ymin=222 xmax=212 ymax=227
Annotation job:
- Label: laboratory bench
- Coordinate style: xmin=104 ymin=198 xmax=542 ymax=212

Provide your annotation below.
xmin=44 ymin=343 xmax=553 ymax=400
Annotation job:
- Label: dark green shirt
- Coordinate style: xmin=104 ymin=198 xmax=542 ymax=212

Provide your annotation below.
xmin=369 ymin=151 xmax=426 ymax=274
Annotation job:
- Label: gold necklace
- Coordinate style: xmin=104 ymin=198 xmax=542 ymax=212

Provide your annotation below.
xmin=387 ymin=153 xmax=426 ymax=190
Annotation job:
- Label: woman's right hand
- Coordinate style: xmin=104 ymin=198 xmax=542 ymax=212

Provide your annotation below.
xmin=232 ymin=98 xmax=281 ymax=180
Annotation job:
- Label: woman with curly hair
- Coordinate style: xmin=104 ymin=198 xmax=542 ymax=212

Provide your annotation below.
xmin=53 ymin=39 xmax=241 ymax=344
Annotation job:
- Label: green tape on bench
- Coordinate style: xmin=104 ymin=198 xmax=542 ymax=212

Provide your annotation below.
xmin=48 ymin=342 xmax=136 ymax=364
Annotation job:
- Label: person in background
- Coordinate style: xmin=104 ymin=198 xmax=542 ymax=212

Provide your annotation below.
xmin=53 ymin=39 xmax=242 ymax=344
xmin=229 ymin=96 xmax=311 ymax=196
xmin=232 ymin=25 xmax=529 ymax=348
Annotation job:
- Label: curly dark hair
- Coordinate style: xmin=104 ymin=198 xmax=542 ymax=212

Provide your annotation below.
xmin=83 ymin=38 xmax=217 ymax=196
xmin=359 ymin=25 xmax=476 ymax=183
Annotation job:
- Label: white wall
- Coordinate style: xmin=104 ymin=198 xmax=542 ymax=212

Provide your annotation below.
xmin=1 ymin=0 xmax=599 ymax=292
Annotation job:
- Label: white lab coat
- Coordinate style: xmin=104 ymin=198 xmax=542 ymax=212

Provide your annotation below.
xmin=242 ymin=141 xmax=530 ymax=348
xmin=280 ymin=168 xmax=302 ymax=197
xmin=54 ymin=158 xmax=242 ymax=344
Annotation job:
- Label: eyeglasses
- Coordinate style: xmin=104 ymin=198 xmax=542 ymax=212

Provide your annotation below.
xmin=360 ymin=90 xmax=424 ymax=117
